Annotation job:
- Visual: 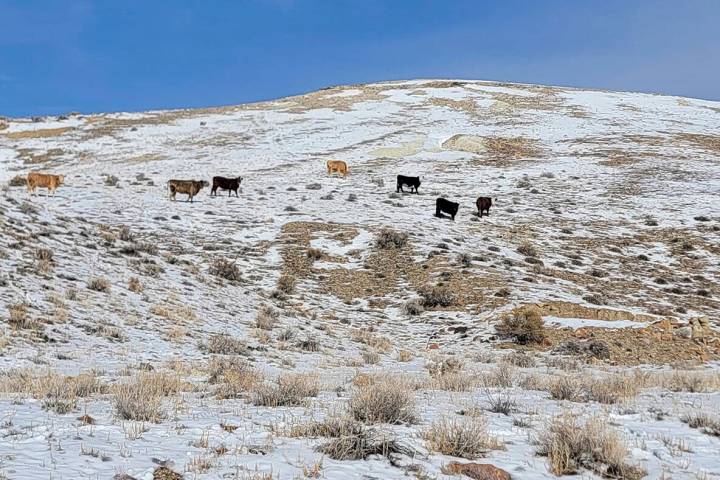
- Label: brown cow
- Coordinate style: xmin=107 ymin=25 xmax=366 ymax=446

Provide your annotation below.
xmin=27 ymin=172 xmax=65 ymax=196
xmin=476 ymin=197 xmax=493 ymax=217
xmin=167 ymin=179 xmax=209 ymax=202
xmin=326 ymin=160 xmax=348 ymax=177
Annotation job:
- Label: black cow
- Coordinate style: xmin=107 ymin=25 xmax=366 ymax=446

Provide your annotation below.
xmin=435 ymin=197 xmax=459 ymax=221
xmin=211 ymin=176 xmax=243 ymax=197
xmin=396 ymin=175 xmax=421 ymax=194
xmin=476 ymin=197 xmax=493 ymax=217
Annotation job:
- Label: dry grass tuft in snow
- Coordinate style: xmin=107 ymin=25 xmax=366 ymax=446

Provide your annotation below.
xmin=536 ymin=413 xmax=646 ymax=479
xmin=424 ymin=415 xmax=504 ymax=459
xmin=348 ymin=376 xmax=417 ymax=424
xmin=252 ymin=372 xmax=320 ymax=407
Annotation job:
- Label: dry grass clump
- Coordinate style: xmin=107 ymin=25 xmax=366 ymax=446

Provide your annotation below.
xmin=495 ymin=306 xmax=546 ymax=344
xmin=427 ymin=357 xmax=475 ymax=390
xmin=8 ymin=175 xmax=26 ymax=187
xmin=548 ymin=373 xmax=640 ymax=404
xmin=397 ymin=349 xmax=413 ymax=362
xmin=662 ymin=370 xmax=720 ymax=393
xmin=348 ymin=377 xmax=417 ymax=424
xmin=317 ymin=427 xmax=414 ymax=461
xmin=127 ymin=276 xmax=142 ymax=293
xmin=208 ymin=358 xmax=263 ymax=399
xmin=479 ymin=363 xmax=515 ymax=388
xmin=419 ymin=285 xmax=456 ymax=308
xmin=290 ymin=413 xmax=364 ymax=438
xmin=375 ymin=228 xmax=408 ymax=249
xmin=252 ymin=373 xmax=320 ymax=407
xmin=87 ymin=276 xmax=110 ymax=292
xmin=201 ymin=334 xmax=247 ymax=355
xmin=548 ymin=375 xmax=585 ymax=402
xmin=536 ymin=413 xmax=645 ymax=479
xmin=0 ymin=369 xmax=105 ymax=414
xmin=276 ymin=273 xmax=296 ymax=295
xmin=113 ymin=372 xmax=185 ymax=422
xmin=484 ymin=136 xmax=543 ymax=159
xmin=517 ymin=241 xmax=539 ymax=258
xmin=681 ymin=411 xmax=720 ymax=437
xmin=351 ymin=328 xmax=392 ymax=353
xmin=7 ymin=301 xmax=36 ymax=329
xmin=118 ymin=225 xmax=134 ymax=242
xmin=424 ymin=416 xmax=504 ymax=459
xmin=402 ymin=298 xmax=425 ymax=316
xmin=504 ymin=351 xmax=537 ymax=368
xmin=255 ymin=305 xmax=279 ymax=330
xmin=586 ymin=374 xmax=641 ymax=404
xmin=209 ymin=257 xmax=242 ymax=282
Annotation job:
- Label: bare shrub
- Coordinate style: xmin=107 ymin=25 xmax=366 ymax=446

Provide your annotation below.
xmin=201 ymin=334 xmax=247 ymax=355
xmin=663 ymin=370 xmax=720 ymax=393
xmin=290 ymin=414 xmax=363 ymax=438
xmin=8 ymin=175 xmax=26 ymax=187
xmin=484 ymin=389 xmax=517 ymax=415
xmin=586 ymin=374 xmax=641 ymax=404
xmin=548 ymin=375 xmax=584 ymax=402
xmin=351 ymin=328 xmax=392 ymax=353
xmin=276 ymin=274 xmax=296 ymax=295
xmin=252 ymin=373 xmax=320 ymax=407
xmin=397 ymin=349 xmax=413 ymax=362
xmin=504 ymin=351 xmax=537 ymax=368
xmin=348 ymin=377 xmax=416 ymax=424
xmin=681 ymin=411 xmax=720 ymax=437
xmin=318 ymin=428 xmax=414 ymax=461
xmin=297 ymin=336 xmax=321 ymax=352
xmin=7 ymin=302 xmax=35 ymax=329
xmin=35 ymin=247 xmax=54 ymax=263
xmin=113 ymin=373 xmax=185 ymax=422
xmin=127 ymin=276 xmax=142 ymax=293
xmin=209 ymin=257 xmax=242 ymax=282
xmin=87 ymin=276 xmax=110 ymax=292
xmin=402 ymin=298 xmax=425 ymax=316
xmin=480 ymin=364 xmax=515 ymax=388
xmin=118 ymin=225 xmax=134 ymax=242
xmin=255 ymin=305 xmax=279 ymax=330
xmin=495 ymin=306 xmax=546 ymax=344
xmin=517 ymin=241 xmax=538 ymax=257
xmin=536 ymin=413 xmax=645 ymax=479
xmin=419 ymin=285 xmax=456 ymax=308
xmin=362 ymin=351 xmax=380 ymax=365
xmin=424 ymin=416 xmax=503 ymax=459
xmin=375 ymin=228 xmax=408 ymax=249
xmin=208 ymin=358 xmax=263 ymax=399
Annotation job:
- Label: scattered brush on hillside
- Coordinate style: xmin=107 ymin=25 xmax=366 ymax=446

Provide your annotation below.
xmin=681 ymin=411 xmax=720 ymax=437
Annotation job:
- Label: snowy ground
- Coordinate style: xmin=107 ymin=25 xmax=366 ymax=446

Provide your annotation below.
xmin=0 ymin=79 xmax=719 ymax=479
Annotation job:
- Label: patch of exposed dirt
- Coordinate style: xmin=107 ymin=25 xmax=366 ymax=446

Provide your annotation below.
xmin=539 ymin=324 xmax=720 ymax=366
xmin=3 ymin=127 xmax=75 ymax=140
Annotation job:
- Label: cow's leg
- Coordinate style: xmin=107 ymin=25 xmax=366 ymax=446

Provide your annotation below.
xmin=234 ymin=188 xmax=239 ymax=197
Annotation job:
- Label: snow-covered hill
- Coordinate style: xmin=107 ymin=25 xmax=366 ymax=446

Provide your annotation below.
xmin=0 ymin=80 xmax=719 ymax=479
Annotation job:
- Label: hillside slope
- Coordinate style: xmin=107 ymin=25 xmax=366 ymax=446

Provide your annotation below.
xmin=0 ymin=80 xmax=719 ymax=479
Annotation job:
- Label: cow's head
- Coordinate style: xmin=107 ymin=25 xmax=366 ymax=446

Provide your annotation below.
xmin=201 ymin=180 xmax=210 ymax=188
xmin=237 ymin=176 xmax=243 ymax=183
xmin=57 ymin=175 xmax=65 ymax=185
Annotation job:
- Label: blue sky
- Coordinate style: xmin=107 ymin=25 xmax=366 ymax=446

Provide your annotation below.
xmin=1 ymin=0 xmax=719 ymax=117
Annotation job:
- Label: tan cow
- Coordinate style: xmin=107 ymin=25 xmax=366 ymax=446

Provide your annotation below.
xmin=326 ymin=160 xmax=348 ymax=177
xmin=167 ymin=179 xmax=209 ymax=202
xmin=27 ymin=172 xmax=65 ymax=196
